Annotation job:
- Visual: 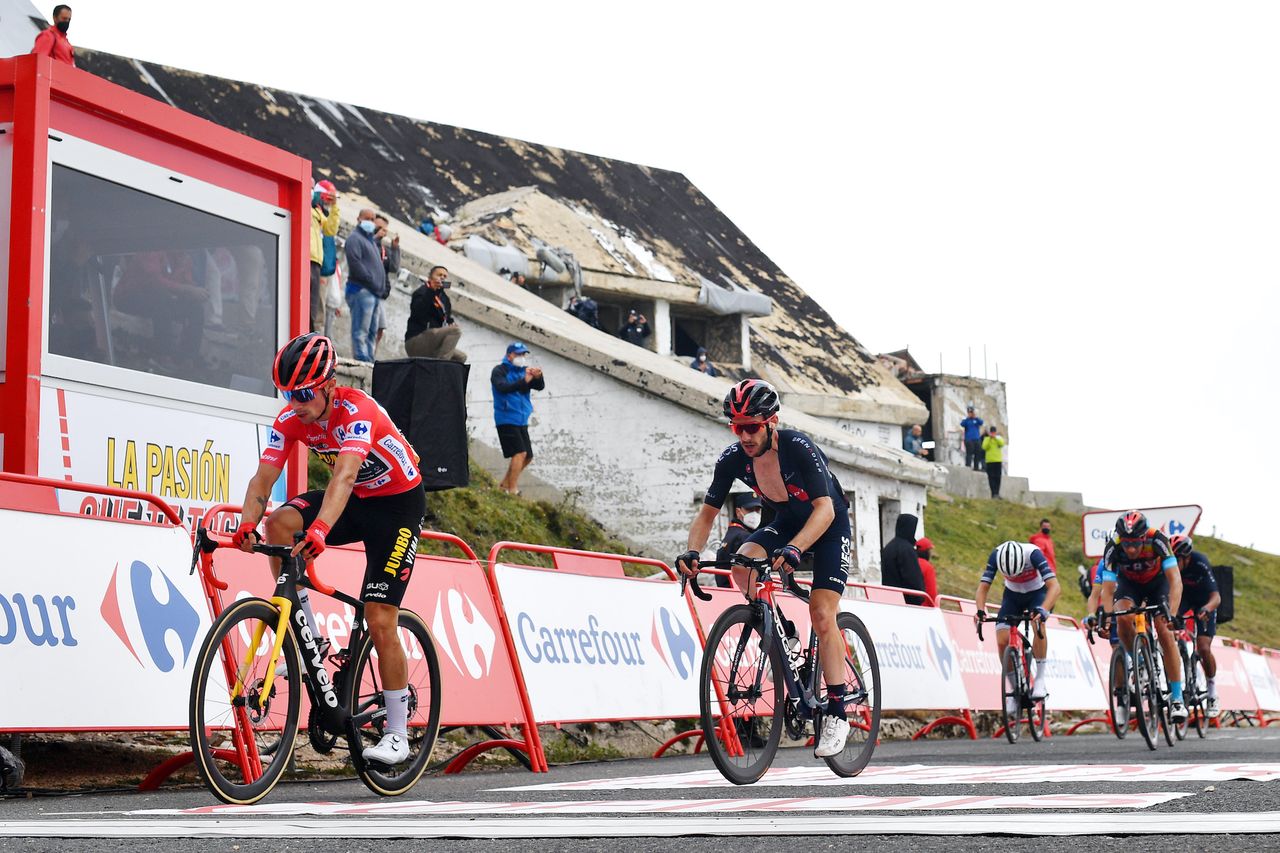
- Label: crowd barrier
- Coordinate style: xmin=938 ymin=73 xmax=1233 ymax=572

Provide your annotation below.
xmin=3 ymin=474 xmax=1279 ymax=787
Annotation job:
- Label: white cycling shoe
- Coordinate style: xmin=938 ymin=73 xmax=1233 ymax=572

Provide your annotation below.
xmin=815 ymin=715 xmax=850 ymax=758
xmin=363 ymin=731 xmax=410 ymax=765
xmin=1170 ymin=700 xmax=1189 ymax=723
xmin=1031 ymin=681 xmax=1048 ymax=700
xmin=1206 ymin=697 xmax=1221 ymax=718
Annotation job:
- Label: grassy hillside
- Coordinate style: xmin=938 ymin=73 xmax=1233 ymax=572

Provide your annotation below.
xmin=308 ymin=454 xmax=629 ymax=568
xmin=924 ymin=492 xmax=1280 ymax=648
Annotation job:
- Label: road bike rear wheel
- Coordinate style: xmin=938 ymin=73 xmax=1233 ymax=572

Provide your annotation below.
xmin=1187 ymin=652 xmax=1207 ymax=738
xmin=699 ymin=604 xmax=784 ymax=785
xmin=820 ymin=611 xmax=881 ymax=777
xmin=1022 ymin=641 xmax=1045 ymax=743
xmin=1000 ymin=645 xmax=1023 ymax=744
xmin=345 ymin=608 xmax=442 ymax=796
xmin=1133 ymin=635 xmax=1159 ymax=751
xmin=189 ymin=597 xmax=301 ymax=805
xmin=1108 ymin=645 xmax=1130 ymax=739
xmin=1174 ymin=647 xmax=1193 ymax=741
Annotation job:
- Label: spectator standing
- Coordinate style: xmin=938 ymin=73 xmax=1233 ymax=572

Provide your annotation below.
xmin=1029 ymin=518 xmax=1057 ymax=572
xmin=713 ymin=493 xmax=761 ymax=589
xmin=982 ymin=425 xmax=1006 ymax=498
xmin=371 ymin=215 xmax=398 ymax=358
xmin=618 ymin=308 xmax=651 ymax=347
xmin=960 ymin=406 xmax=985 ymax=471
xmin=903 ymin=424 xmax=927 ymax=458
xmin=404 ymin=265 xmax=466 ymax=363
xmin=32 ymin=5 xmax=74 ymax=67
xmin=881 ymin=512 xmax=928 ymax=606
xmin=309 ymin=181 xmax=339 ymax=333
xmin=491 ymin=342 xmax=545 ymax=495
xmin=343 ymin=208 xmax=385 ymax=363
xmin=566 ymin=295 xmax=601 ymax=329
xmin=916 ymin=537 xmax=939 ymax=606
xmin=691 ymin=346 xmax=720 ymax=377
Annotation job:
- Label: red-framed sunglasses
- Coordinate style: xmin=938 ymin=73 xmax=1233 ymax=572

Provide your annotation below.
xmin=730 ymin=421 xmax=768 ymax=436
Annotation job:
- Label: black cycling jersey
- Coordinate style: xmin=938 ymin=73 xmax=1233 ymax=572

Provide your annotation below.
xmin=704 ymin=429 xmax=848 ymax=527
xmin=1179 ymin=550 xmax=1218 ymax=594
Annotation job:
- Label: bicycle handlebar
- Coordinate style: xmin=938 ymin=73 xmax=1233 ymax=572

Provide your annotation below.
xmin=188 ymin=526 xmax=337 ymax=597
xmin=974 ymin=610 xmax=1045 ymax=642
xmin=679 ymin=554 xmax=811 ymax=603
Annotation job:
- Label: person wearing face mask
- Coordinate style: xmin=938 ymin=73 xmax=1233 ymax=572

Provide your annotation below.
xmin=343 ymin=208 xmax=386 ymax=362
xmin=690 ymin=346 xmax=720 ymax=377
xmin=491 ymin=342 xmax=545 ymax=495
xmin=32 ymin=6 xmax=75 ymax=67
xmin=405 ymin=265 xmax=466 ymax=363
xmin=1029 ymin=518 xmax=1057 ymax=573
xmin=713 ymin=493 xmax=762 ymax=589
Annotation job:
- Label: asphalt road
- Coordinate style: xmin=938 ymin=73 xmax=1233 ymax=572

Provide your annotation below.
xmin=3 ymin=728 xmax=1280 ymax=851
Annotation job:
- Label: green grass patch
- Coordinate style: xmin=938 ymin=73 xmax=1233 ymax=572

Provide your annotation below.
xmin=924 ymin=491 xmax=1280 ymax=647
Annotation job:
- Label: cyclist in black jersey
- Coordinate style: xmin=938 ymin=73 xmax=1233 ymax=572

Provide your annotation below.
xmin=1171 ymin=534 xmax=1222 ymax=717
xmin=676 ymin=379 xmax=853 ymax=759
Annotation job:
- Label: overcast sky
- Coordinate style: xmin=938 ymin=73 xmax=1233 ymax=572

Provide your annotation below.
xmin=73 ymin=2 xmax=1278 ymax=553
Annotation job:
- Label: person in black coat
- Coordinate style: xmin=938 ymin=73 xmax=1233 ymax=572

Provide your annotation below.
xmin=880 ymin=512 xmax=928 ymax=605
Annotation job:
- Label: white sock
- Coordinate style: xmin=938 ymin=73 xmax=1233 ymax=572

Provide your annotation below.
xmin=1034 ymin=658 xmax=1047 ymax=681
xmin=297 ymin=588 xmax=323 ymax=641
xmin=384 ymin=688 xmax=409 ymax=736
xmin=1207 ymin=678 xmax=1217 ymax=699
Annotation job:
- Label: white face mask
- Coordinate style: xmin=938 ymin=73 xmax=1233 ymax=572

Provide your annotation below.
xmin=513 ymin=356 xmax=529 ymax=368
xmin=743 ymin=511 xmax=762 ymax=529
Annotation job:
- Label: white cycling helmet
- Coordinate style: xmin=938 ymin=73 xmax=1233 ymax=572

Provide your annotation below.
xmin=995 ymin=541 xmax=1027 ymax=577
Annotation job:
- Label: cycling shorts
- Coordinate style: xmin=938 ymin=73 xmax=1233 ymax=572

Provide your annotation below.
xmin=744 ymin=512 xmax=852 ymax=595
xmin=1114 ymin=571 xmax=1169 ymax=612
xmin=1178 ymin=590 xmax=1218 ymax=638
xmin=282 ymin=483 xmax=426 ymax=607
xmin=996 ymin=587 xmax=1047 ymax=628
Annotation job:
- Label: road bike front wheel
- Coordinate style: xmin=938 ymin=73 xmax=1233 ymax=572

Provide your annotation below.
xmin=1133 ymin=635 xmax=1159 ymax=751
xmin=1187 ymin=652 xmax=1207 ymax=739
xmin=820 ymin=611 xmax=881 ymax=778
xmin=1000 ymin=645 xmax=1023 ymax=744
xmin=699 ymin=604 xmax=784 ymax=785
xmin=1174 ymin=646 xmax=1193 ymax=741
xmin=1108 ymin=645 xmax=1130 ymax=739
xmin=189 ymin=597 xmax=302 ymax=805
xmin=344 ymin=608 xmax=442 ymax=796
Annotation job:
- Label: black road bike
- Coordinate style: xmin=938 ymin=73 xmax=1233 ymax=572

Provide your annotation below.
xmin=976 ymin=610 xmax=1046 ymax=743
xmin=187 ymin=528 xmax=442 ymax=804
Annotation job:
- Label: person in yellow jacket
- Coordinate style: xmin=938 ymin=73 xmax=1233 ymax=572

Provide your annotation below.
xmin=982 ymin=425 xmax=1006 ymax=499
xmin=309 ymin=180 xmax=340 ymax=332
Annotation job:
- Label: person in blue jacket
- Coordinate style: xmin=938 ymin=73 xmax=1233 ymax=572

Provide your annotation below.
xmin=491 ymin=342 xmax=546 ymax=495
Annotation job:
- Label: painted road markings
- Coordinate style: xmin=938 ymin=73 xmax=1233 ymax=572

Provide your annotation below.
xmin=126 ymin=791 xmax=1190 ymax=816
xmin=498 ymin=762 xmax=1280 ymax=791
xmin=6 ymin=812 xmax=1280 ymax=838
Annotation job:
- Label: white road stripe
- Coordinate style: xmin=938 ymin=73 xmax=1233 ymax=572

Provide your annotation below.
xmin=6 ymin=813 xmax=1280 ymax=838
xmin=498 ymin=762 xmax=1280 ymax=791
xmin=125 ymin=792 xmax=1189 ymax=816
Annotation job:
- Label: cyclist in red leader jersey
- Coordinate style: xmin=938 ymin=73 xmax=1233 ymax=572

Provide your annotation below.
xmin=234 ymin=333 xmax=426 ymax=766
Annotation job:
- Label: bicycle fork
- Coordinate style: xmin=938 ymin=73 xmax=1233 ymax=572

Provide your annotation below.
xmin=233 ymin=597 xmax=295 ymax=713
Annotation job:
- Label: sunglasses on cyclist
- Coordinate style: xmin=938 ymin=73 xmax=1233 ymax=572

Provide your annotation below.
xmin=281 ymin=386 xmax=318 ymax=403
xmin=730 ymin=421 xmax=768 ymax=436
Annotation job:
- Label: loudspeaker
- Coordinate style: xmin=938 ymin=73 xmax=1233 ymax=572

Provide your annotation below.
xmin=1212 ymin=565 xmax=1233 ymax=624
xmin=372 ymin=358 xmax=470 ymax=492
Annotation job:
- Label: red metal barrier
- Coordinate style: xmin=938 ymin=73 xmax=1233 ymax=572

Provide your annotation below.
xmin=0 ymin=471 xmax=182 ymax=525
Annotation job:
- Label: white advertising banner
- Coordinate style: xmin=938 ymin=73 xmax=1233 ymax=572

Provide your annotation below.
xmin=37 ymin=386 xmax=283 ymax=529
xmin=1241 ymin=652 xmax=1280 ymax=711
xmin=1082 ymin=505 xmax=1202 ymax=558
xmin=1041 ymin=624 xmax=1109 ymax=710
xmin=0 ymin=509 xmax=211 ymax=729
xmin=841 ymin=599 xmax=971 ymax=710
xmin=494 ymin=564 xmax=702 ymax=722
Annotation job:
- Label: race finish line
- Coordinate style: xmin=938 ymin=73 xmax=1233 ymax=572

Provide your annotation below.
xmin=129 ymin=791 xmax=1190 ymax=816
xmin=7 ymin=812 xmax=1280 ymax=838
xmin=499 ymin=762 xmax=1280 ymax=791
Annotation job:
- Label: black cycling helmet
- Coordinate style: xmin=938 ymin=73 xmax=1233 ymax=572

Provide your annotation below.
xmin=1170 ymin=533 xmax=1193 ymax=558
xmin=724 ymin=379 xmax=780 ymax=421
xmin=1115 ymin=510 xmax=1149 ymax=539
xmin=273 ymin=333 xmax=336 ymax=391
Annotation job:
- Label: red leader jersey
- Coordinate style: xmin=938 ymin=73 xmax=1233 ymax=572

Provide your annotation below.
xmin=260 ymin=386 xmax=421 ymax=497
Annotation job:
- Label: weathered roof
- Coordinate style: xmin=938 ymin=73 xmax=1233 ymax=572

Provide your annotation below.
xmin=75 ymin=48 xmax=926 ymax=423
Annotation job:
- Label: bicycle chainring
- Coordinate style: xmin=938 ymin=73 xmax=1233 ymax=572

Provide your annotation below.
xmin=308 ymin=703 xmax=339 ymax=754
xmin=784 ymin=696 xmax=808 ymax=740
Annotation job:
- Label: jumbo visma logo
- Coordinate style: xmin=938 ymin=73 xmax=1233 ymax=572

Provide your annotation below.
xmin=650 ymin=607 xmax=696 ymax=680
xmin=100 ymin=560 xmax=201 ymax=672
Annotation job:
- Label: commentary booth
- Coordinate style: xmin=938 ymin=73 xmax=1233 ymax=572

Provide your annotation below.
xmin=0 ymin=54 xmax=310 ymax=509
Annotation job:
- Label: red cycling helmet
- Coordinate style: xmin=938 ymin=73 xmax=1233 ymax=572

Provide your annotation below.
xmin=273 ymin=333 xmax=335 ymax=392
xmin=1115 ymin=510 xmax=1149 ymax=540
xmin=724 ymin=379 xmax=780 ymax=421
xmin=1170 ymin=533 xmax=1193 ymax=558
xmin=313 ymin=179 xmax=337 ymax=200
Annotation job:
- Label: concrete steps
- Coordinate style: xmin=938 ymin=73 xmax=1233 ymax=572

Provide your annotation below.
xmin=942 ymin=465 xmax=1085 ymax=513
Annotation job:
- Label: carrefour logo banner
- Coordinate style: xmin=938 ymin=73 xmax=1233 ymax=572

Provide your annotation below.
xmin=1082 ymin=505 xmax=1202 ymax=558
xmin=494 ymin=564 xmax=702 ymax=722
xmin=0 ymin=509 xmax=210 ymax=729
xmin=840 ymin=599 xmax=970 ymax=710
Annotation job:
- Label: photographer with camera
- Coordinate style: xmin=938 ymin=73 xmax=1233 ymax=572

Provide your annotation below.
xmin=405 ymin=264 xmax=467 ymax=363
xmin=618 ymin=307 xmax=652 ymax=348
